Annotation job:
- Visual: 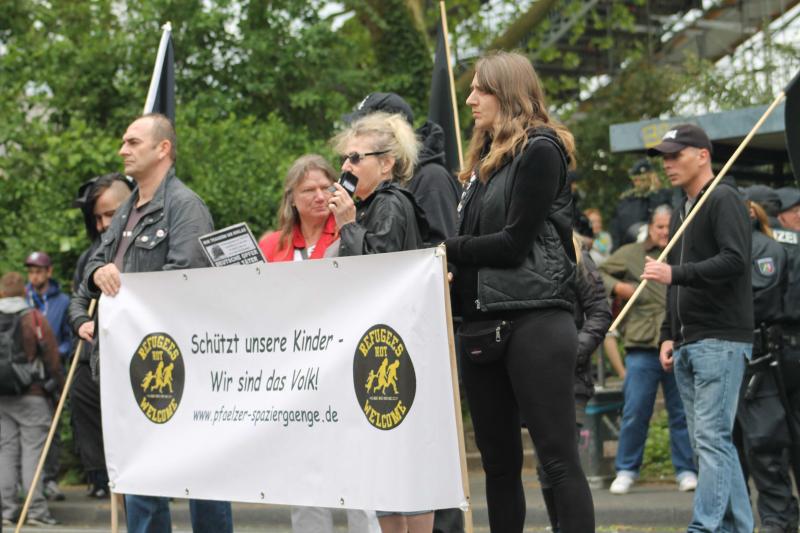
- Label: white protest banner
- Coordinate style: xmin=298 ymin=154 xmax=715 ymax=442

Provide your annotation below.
xmin=99 ymin=248 xmax=467 ymax=512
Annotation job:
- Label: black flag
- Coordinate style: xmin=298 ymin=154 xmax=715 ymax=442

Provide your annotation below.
xmin=144 ymin=24 xmax=175 ymax=123
xmin=785 ymin=69 xmax=800 ymax=181
xmin=428 ymin=19 xmax=460 ymax=174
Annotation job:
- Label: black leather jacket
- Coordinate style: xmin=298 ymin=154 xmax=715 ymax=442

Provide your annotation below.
xmin=339 ymin=181 xmax=429 ymax=256
xmin=574 ymin=250 xmax=612 ymax=400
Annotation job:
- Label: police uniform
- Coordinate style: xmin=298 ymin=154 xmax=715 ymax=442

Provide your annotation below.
xmin=774 ymin=224 xmax=800 ymax=419
xmin=737 ymin=221 xmax=799 ymax=533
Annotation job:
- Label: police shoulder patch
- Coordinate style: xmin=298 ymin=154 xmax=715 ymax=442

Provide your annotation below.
xmin=756 ymin=257 xmax=776 ymax=276
xmin=773 ymin=229 xmax=799 ymax=245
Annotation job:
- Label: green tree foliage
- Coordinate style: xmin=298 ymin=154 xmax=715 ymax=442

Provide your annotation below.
xmin=568 ymin=63 xmax=685 ymax=217
xmin=0 ymin=0 xmax=405 ymax=282
xmin=2 ymin=0 xmax=797 ymax=284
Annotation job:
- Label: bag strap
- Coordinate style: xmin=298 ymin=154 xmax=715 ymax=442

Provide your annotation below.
xmin=30 ymin=308 xmax=44 ymax=342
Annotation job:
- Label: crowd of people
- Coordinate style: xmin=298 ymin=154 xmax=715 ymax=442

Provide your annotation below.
xmin=0 ymin=49 xmax=799 ymax=533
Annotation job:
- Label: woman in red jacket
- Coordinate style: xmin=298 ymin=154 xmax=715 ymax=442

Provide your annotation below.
xmin=259 ymin=154 xmax=340 ymax=261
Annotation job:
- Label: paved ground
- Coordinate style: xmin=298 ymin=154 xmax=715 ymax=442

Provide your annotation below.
xmin=6 ymin=470 xmax=697 ymax=532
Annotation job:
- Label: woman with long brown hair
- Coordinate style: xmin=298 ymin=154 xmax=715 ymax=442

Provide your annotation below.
xmin=444 ymin=51 xmax=595 ymax=531
xmin=259 ymin=154 xmax=340 ymax=261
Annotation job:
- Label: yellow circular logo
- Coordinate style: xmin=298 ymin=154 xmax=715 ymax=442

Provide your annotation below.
xmin=353 ymin=324 xmax=416 ymax=430
xmin=130 ymin=332 xmax=185 ymax=424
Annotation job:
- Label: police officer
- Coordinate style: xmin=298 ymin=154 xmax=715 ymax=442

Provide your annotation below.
xmin=608 ymin=159 xmax=674 ymax=252
xmin=736 ymin=187 xmax=798 ymax=533
xmin=773 ymin=188 xmax=800 ymax=425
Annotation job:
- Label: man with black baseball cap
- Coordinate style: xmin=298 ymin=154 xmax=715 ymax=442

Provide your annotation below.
xmin=643 ymin=123 xmax=754 ymax=532
xmin=646 ymin=124 xmax=713 ymax=156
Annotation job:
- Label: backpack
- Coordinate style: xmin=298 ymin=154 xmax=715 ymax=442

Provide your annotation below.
xmin=0 ymin=309 xmax=45 ymax=395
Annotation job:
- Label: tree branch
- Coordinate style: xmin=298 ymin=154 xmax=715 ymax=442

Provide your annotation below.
xmin=455 ymin=0 xmax=559 ymax=92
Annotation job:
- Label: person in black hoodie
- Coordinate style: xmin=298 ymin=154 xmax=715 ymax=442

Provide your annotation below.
xmin=344 ymin=92 xmax=461 ymax=245
xmin=642 ymin=124 xmax=753 ymax=533
xmin=445 ymin=51 xmax=594 ymax=533
xmin=68 ymin=172 xmax=133 ymax=499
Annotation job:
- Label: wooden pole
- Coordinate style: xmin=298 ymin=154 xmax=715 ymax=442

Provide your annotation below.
xmin=609 ymin=91 xmax=787 ymax=333
xmin=437 ymin=246 xmax=473 ymax=533
xmin=15 ymin=299 xmax=97 ymax=533
xmin=111 ymin=491 xmax=121 ymax=532
xmin=439 ymin=1 xmax=464 ymax=171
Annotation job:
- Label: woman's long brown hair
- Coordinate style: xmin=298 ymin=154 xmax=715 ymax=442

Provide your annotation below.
xmin=277 ymin=154 xmax=337 ymax=250
xmin=460 ymin=51 xmax=576 ymax=183
xmin=750 ymin=200 xmax=773 ymax=238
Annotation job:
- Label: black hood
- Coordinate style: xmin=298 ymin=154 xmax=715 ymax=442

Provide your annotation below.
xmin=416 ymin=121 xmax=447 ymax=168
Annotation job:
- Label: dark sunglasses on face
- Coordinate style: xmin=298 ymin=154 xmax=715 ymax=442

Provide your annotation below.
xmin=339 ymin=150 xmax=389 ymax=166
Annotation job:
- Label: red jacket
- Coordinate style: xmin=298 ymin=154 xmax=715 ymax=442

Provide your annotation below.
xmin=259 ymin=215 xmax=338 ymax=262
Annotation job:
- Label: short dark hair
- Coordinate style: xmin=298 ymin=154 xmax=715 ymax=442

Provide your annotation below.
xmin=140 ymin=113 xmax=177 ymax=161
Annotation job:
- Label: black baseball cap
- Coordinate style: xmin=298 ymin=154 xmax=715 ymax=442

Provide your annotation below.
xmin=342 ymin=92 xmax=414 ymax=125
xmin=629 ymin=159 xmax=653 ymax=176
xmin=776 ymin=187 xmax=800 ymax=212
xmin=647 ymin=124 xmax=713 ymax=156
xmin=744 ymin=185 xmax=781 ymax=217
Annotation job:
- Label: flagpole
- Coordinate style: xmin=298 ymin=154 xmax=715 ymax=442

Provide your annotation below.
xmin=439 ymin=1 xmax=463 ymax=170
xmin=143 ymin=21 xmax=173 ymax=114
xmin=609 ymin=91 xmax=787 ymax=333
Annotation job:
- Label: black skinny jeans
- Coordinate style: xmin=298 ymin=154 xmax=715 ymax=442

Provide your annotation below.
xmin=461 ymin=309 xmax=595 ymax=532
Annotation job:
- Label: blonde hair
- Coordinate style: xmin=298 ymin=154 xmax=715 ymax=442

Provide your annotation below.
xmin=572 ymin=232 xmax=584 ymax=265
xmin=460 ymin=51 xmax=576 ymax=183
xmin=277 ymin=154 xmax=337 ymax=250
xmin=332 ymin=112 xmax=420 ymax=184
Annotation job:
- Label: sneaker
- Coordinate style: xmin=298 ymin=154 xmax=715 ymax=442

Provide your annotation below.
xmin=43 ymin=479 xmax=65 ymax=501
xmin=678 ymin=472 xmax=698 ymax=492
xmin=27 ymin=515 xmax=59 ymax=526
xmin=609 ymin=474 xmax=635 ymax=494
xmin=88 ymin=484 xmax=110 ymax=499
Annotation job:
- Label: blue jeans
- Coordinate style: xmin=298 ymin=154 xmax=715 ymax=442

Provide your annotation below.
xmin=674 ymin=339 xmax=753 ymax=533
xmin=125 ymin=495 xmax=232 ymax=533
xmin=615 ymin=349 xmax=695 ymax=479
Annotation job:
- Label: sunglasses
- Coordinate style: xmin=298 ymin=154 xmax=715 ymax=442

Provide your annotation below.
xmin=339 ymin=150 xmax=389 ymax=166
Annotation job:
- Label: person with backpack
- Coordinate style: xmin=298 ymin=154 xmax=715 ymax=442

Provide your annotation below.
xmin=23 ymin=250 xmax=71 ymax=501
xmin=0 ymin=271 xmax=63 ymax=527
